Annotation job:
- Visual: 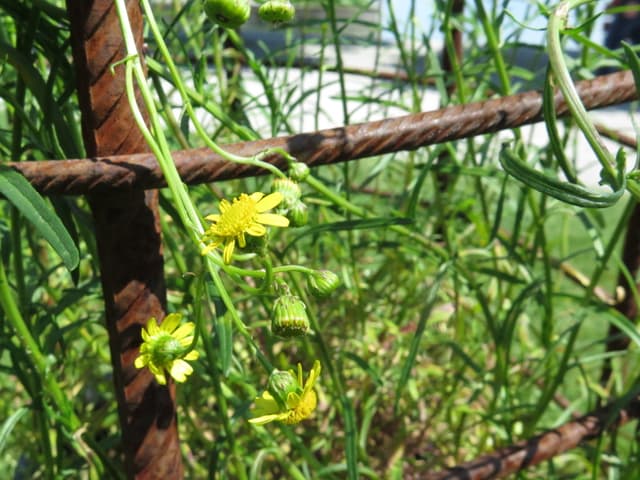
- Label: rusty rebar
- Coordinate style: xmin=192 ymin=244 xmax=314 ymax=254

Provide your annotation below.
xmin=600 ymin=202 xmax=640 ymax=387
xmin=425 ymin=395 xmax=640 ymax=480
xmin=67 ymin=1 xmax=183 ymax=478
xmin=8 ymin=70 xmax=637 ymax=196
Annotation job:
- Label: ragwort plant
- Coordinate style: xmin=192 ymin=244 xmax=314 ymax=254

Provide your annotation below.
xmin=0 ymin=0 xmax=639 ymax=478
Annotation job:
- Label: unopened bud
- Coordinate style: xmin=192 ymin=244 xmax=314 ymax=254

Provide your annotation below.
xmin=258 ymin=0 xmax=295 ymax=23
xmin=289 ymin=162 xmax=310 ymax=182
xmin=267 ymin=369 xmax=301 ymax=408
xmin=271 ymin=177 xmax=301 ymax=210
xmin=204 ymin=0 xmax=251 ymax=28
xmin=308 ymin=270 xmax=340 ymax=298
xmin=272 ymin=294 xmax=310 ymax=338
xmin=289 ymin=201 xmax=308 ymax=227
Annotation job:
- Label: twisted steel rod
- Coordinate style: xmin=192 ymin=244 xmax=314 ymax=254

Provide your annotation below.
xmin=9 ymin=70 xmax=636 ymax=196
xmin=426 ymin=395 xmax=640 ymax=480
xmin=67 ymin=0 xmax=181 ymax=477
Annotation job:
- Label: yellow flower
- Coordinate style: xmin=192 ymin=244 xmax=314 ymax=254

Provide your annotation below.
xmin=202 ymin=192 xmax=290 ymax=264
xmin=249 ymin=360 xmax=321 ymax=425
xmin=134 ymin=313 xmax=199 ymax=385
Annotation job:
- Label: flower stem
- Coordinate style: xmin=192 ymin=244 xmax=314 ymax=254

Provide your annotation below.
xmin=114 ymin=0 xmax=275 ymax=375
xmin=547 ymin=0 xmax=621 ymax=187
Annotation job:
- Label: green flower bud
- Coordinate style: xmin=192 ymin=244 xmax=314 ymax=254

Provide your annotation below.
xmin=258 ymin=0 xmax=296 ymax=23
xmin=289 ymin=200 xmax=308 ymax=227
xmin=267 ymin=369 xmax=301 ymax=408
xmin=271 ymin=177 xmax=301 ymax=210
xmin=289 ymin=162 xmax=310 ymax=182
xmin=204 ymin=0 xmax=251 ymax=28
xmin=272 ymin=294 xmax=310 ymax=338
xmin=308 ymin=270 xmax=340 ymax=298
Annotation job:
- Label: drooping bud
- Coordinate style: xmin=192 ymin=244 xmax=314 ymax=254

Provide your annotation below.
xmin=271 ymin=294 xmax=310 ymax=338
xmin=267 ymin=368 xmax=301 ymax=408
xmin=258 ymin=0 xmax=296 ymax=24
xmin=271 ymin=177 xmax=301 ymax=210
xmin=288 ymin=201 xmax=308 ymax=227
xmin=307 ymin=270 xmax=340 ymax=298
xmin=288 ymin=162 xmax=310 ymax=182
xmin=204 ymin=0 xmax=251 ymax=28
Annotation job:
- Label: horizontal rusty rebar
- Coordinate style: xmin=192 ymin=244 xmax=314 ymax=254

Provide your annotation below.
xmin=425 ymin=395 xmax=640 ymax=480
xmin=8 ymin=70 xmax=637 ymax=196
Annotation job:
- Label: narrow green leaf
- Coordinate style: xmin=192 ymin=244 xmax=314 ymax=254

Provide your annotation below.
xmin=394 ymin=264 xmax=448 ymax=414
xmin=500 ymin=147 xmax=625 ymax=208
xmin=342 ymin=352 xmax=382 ymax=386
xmin=283 ymin=217 xmax=413 ymax=254
xmin=0 ymin=166 xmax=78 ymax=270
xmin=0 ymin=407 xmax=28 ymax=454
xmin=607 ymin=310 xmax=640 ymax=350
xmin=622 ymin=44 xmax=640 ymax=118
xmin=216 ymin=314 xmax=233 ymax=377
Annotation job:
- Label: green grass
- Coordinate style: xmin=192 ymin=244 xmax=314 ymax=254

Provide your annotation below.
xmin=0 ymin=0 xmax=639 ymax=478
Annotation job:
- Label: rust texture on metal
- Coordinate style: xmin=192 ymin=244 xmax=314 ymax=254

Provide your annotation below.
xmin=66 ymin=0 xmax=183 ymax=478
xmin=426 ymin=397 xmax=640 ymax=480
xmin=8 ymin=70 xmax=637 ymax=196
xmin=601 ymin=201 xmax=640 ymax=386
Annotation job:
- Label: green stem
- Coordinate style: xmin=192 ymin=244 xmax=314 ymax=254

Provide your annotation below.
xmin=547 ymin=0 xmax=622 ymax=188
xmin=288 ymin=273 xmax=358 ymax=480
xmin=0 ymin=257 xmax=101 ymax=476
xmin=474 ymin=0 xmax=511 ymax=95
xmin=141 ymin=2 xmax=287 ymax=178
xmin=0 ymin=258 xmax=73 ymax=423
xmin=114 ymin=0 xmax=274 ymax=376
xmin=194 ymin=278 xmax=249 ymax=480
xmin=305 ymin=174 xmax=447 ymax=258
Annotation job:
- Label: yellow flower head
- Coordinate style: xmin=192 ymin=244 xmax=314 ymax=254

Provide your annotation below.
xmin=134 ymin=313 xmax=199 ymax=385
xmin=202 ymin=192 xmax=290 ymax=264
xmin=249 ymin=360 xmax=321 ymax=425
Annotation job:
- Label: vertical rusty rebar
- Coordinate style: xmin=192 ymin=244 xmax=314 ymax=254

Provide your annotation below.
xmin=440 ymin=0 xmax=464 ymax=96
xmin=600 ymin=202 xmax=640 ymax=386
xmin=66 ymin=1 xmax=183 ymax=478
xmin=434 ymin=0 xmax=464 ymax=229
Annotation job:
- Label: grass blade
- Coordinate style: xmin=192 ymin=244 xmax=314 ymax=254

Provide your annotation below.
xmin=0 ymin=166 xmax=78 ymax=270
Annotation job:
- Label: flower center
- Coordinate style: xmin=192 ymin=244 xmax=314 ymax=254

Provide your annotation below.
xmin=149 ymin=334 xmax=182 ymax=366
xmin=214 ymin=195 xmax=257 ymax=237
xmin=283 ymin=390 xmax=317 ymax=424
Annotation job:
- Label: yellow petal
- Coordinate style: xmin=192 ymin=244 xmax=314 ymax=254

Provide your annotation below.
xmin=184 ymin=349 xmax=200 ymax=361
xmin=251 ymin=392 xmax=281 ymax=416
xmin=134 ymin=354 xmax=149 ymax=369
xmin=286 ymin=391 xmax=302 ymax=409
xmin=173 ymin=322 xmax=195 ymax=341
xmin=255 ymin=213 xmax=289 ymax=227
xmin=223 ymin=240 xmax=235 ymax=264
xmin=245 ymin=223 xmax=267 ymax=237
xmin=146 ymin=318 xmax=160 ymax=335
xmin=170 ymin=359 xmax=194 ymax=383
xmin=238 ymin=232 xmax=247 ymax=248
xmin=255 ymin=192 xmax=283 ymax=212
xmin=249 ymin=192 xmax=265 ymax=203
xmin=161 ymin=313 xmax=182 ymax=333
xmin=248 ymin=413 xmax=288 ymax=425
xmin=219 ymin=199 xmax=231 ymax=213
xmin=205 ymin=214 xmax=220 ymax=222
xmin=304 ymin=360 xmax=322 ymax=393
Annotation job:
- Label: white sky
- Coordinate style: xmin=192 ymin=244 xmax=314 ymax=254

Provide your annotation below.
xmin=382 ymin=0 xmax=607 ymax=47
